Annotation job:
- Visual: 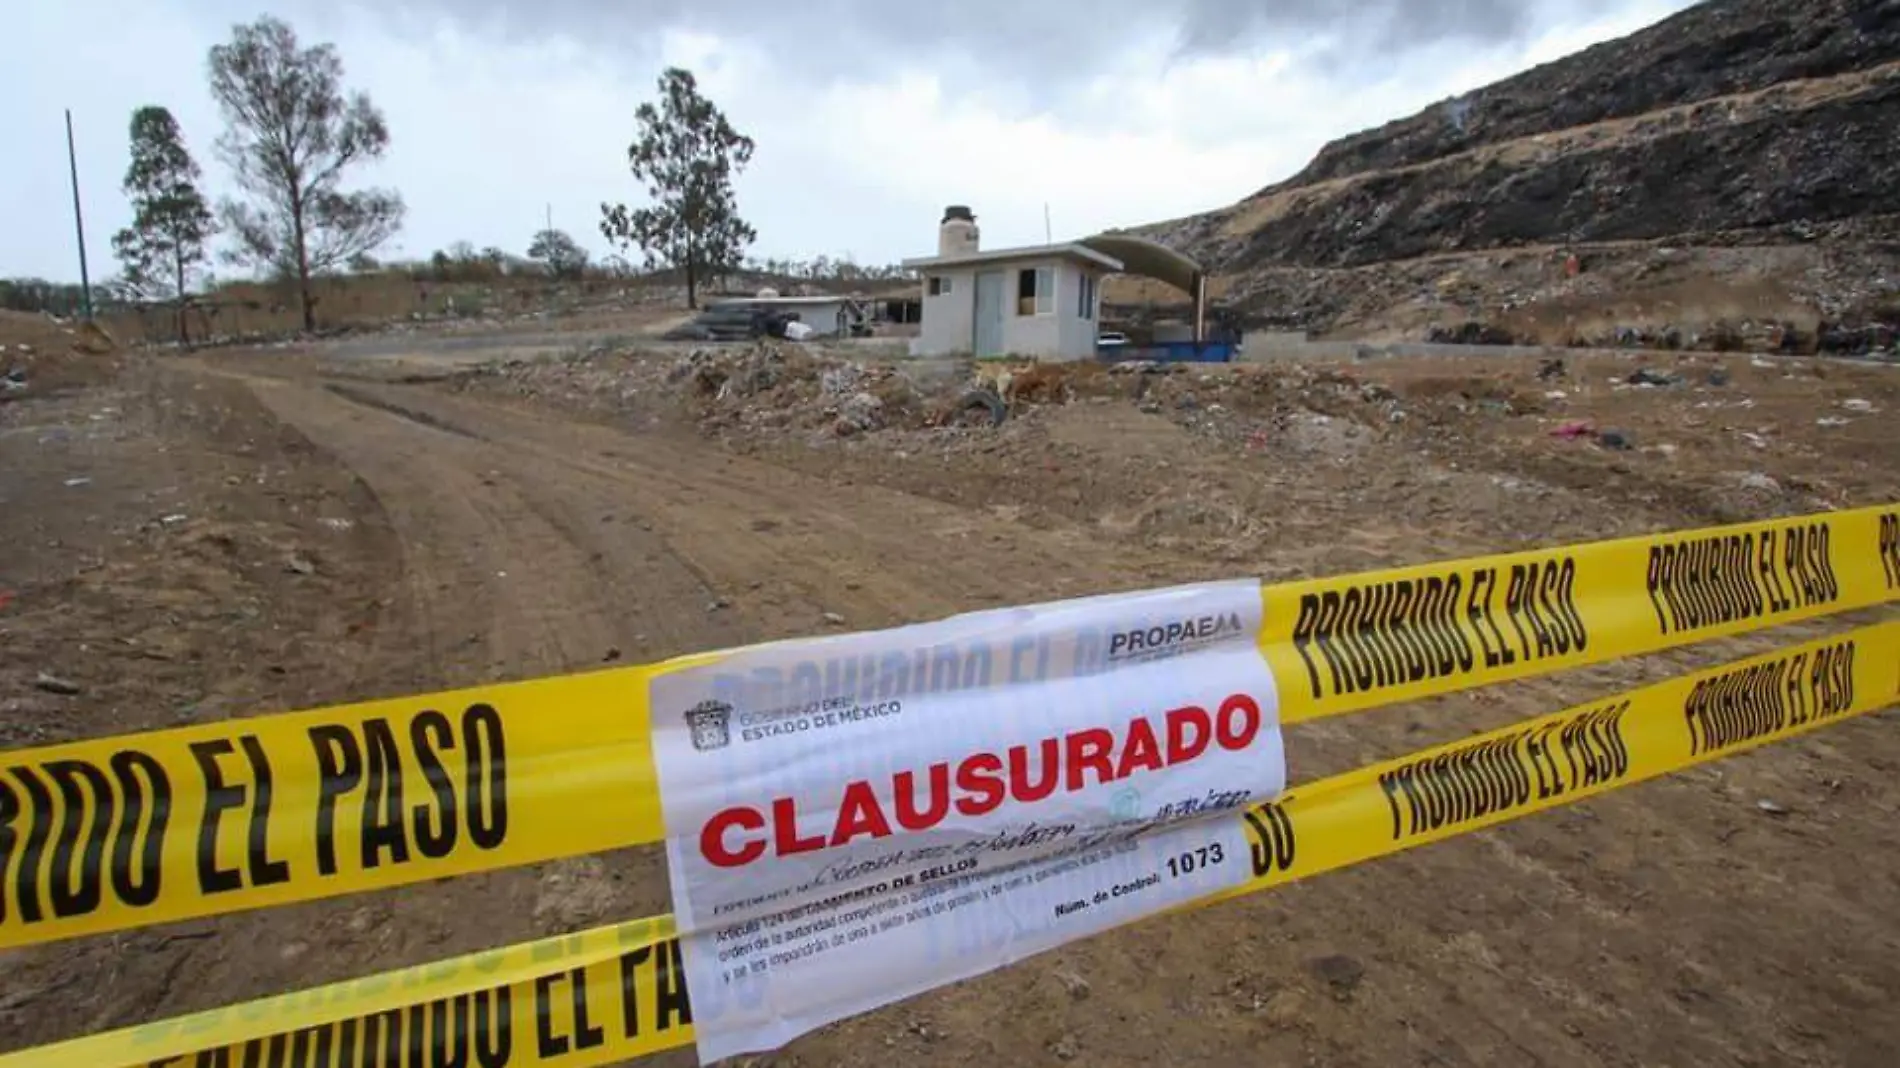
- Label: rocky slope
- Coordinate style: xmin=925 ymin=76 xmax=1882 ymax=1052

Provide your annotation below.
xmin=1124 ymin=0 xmax=1900 ymax=349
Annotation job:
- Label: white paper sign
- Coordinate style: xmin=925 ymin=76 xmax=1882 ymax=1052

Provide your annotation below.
xmin=648 ymin=581 xmax=1285 ymax=1062
xmin=683 ymin=809 xmax=1253 ymax=1062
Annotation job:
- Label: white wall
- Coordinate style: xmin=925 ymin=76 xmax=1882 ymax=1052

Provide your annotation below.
xmin=914 ymin=269 xmax=975 ymax=356
xmin=1054 ymin=262 xmax=1107 ymax=360
xmin=1001 ymin=261 xmax=1061 ymax=356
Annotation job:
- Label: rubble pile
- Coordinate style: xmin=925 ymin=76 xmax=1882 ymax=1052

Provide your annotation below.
xmin=454 ymin=337 xmax=1897 ymax=560
xmin=665 ymin=342 xmax=930 ymax=437
xmin=466 ymin=340 xmax=961 ymax=438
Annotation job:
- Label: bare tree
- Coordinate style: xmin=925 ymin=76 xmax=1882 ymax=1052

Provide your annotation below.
xmin=111 ymin=106 xmax=216 ymax=345
xmin=208 ymin=15 xmax=404 ymax=332
xmin=600 ymin=67 xmax=755 ymax=309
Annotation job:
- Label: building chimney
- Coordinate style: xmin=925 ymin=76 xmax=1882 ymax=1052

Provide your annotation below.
xmin=938 ymin=205 xmax=979 ymax=257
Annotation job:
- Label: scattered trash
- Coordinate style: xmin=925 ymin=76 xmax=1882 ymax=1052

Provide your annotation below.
xmin=1550 ymin=420 xmax=1595 ymax=440
xmin=833 ymin=391 xmax=885 ymax=436
xmin=1536 ymin=357 xmax=1566 ymax=381
xmin=1544 ymin=390 xmax=1569 ymax=400
xmin=818 ymin=366 xmax=864 ymax=396
xmin=1755 ymin=799 xmax=1790 ymax=817
xmin=1627 ymin=368 xmax=1681 ymax=388
xmin=706 ymin=598 xmax=730 ymax=612
xmin=0 ymin=368 xmax=26 ymax=392
xmin=1597 ymin=428 xmax=1635 ymax=450
xmin=160 ymin=513 xmax=189 ymax=525
xmin=63 ymin=477 xmax=91 ymax=488
xmin=1736 ymin=472 xmax=1781 ymax=492
xmin=1706 ymin=368 xmax=1732 ymax=387
xmin=822 ymin=611 xmax=847 ymax=626
xmin=33 ymin=672 xmax=81 ymax=697
xmin=782 ymin=321 xmax=814 ymax=342
xmin=1840 ymin=398 xmax=1876 ymax=413
xmin=1740 ymin=431 xmax=1770 ymax=449
xmin=284 ymin=554 xmax=316 ymax=576
xmin=1816 ymin=416 xmax=1850 ymax=428
xmin=603 ymin=647 xmax=622 ymax=663
xmin=0 ymin=590 xmax=14 ymax=613
xmin=318 ymin=517 xmax=355 ymax=532
xmin=1053 ymin=969 xmax=1092 ymax=1001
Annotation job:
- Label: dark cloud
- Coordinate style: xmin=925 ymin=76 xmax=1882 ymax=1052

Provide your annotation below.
xmin=1171 ymin=0 xmax=1612 ymax=55
xmin=316 ymin=0 xmax=1624 ymax=91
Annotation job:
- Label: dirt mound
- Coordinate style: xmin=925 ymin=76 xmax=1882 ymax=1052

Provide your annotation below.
xmin=1125 ymin=0 xmax=1900 ymax=342
xmin=468 ymin=341 xmax=1080 ymax=440
xmin=0 ymin=311 xmax=120 ymax=400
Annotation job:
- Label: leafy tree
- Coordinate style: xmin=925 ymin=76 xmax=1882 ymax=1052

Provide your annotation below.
xmin=110 ymin=106 xmax=216 ymax=344
xmin=527 ymin=228 xmax=589 ymax=279
xmin=207 ymin=15 xmax=404 ymax=332
xmin=599 ymin=67 xmax=755 ymax=308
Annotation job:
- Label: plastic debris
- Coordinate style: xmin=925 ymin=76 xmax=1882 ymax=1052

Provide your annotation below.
xmin=1627 ymin=368 xmax=1682 ymax=387
xmin=34 ymin=673 xmax=81 ymax=696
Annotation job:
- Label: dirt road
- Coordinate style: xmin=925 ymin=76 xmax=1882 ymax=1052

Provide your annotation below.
xmin=2 ymin=339 xmax=1897 ymax=1067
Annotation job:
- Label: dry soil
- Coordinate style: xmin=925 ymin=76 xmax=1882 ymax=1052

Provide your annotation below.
xmin=2 ymin=325 xmax=1897 ymax=1067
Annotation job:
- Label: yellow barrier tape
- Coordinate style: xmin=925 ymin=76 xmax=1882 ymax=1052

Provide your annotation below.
xmin=1224 ymin=618 xmax=1900 ymax=901
xmin=0 ymin=504 xmax=1892 ymax=950
xmin=4 ymin=915 xmax=691 ymax=1068
xmin=13 ymin=621 xmax=1894 ymax=1068
xmin=0 ymin=668 xmax=672 ymax=949
xmin=1264 ymin=503 xmax=1897 ymax=722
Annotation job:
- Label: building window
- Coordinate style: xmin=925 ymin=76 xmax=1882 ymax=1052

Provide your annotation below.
xmin=927 ymin=275 xmax=953 ymax=296
xmin=1077 ymin=274 xmax=1096 ymax=320
xmin=1017 ymin=266 xmax=1054 ymax=316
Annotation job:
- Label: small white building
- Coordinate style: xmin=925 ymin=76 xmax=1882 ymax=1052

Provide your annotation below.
xmin=901 ymin=207 xmax=1122 ymax=360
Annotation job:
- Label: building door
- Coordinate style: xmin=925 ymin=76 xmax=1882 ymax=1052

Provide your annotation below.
xmin=973 ymin=270 xmax=1005 ymax=357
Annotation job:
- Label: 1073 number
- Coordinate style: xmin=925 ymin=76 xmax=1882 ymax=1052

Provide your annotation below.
xmin=1165 ymin=843 xmax=1226 ymax=878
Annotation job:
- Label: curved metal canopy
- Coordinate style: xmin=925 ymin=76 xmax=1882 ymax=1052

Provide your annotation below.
xmin=1077 ymin=233 xmax=1204 ymax=297
xmin=1077 ymin=232 xmax=1209 ymax=341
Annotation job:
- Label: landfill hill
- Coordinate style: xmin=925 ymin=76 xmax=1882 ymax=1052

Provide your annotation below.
xmin=1121 ymin=0 xmax=1900 ymax=352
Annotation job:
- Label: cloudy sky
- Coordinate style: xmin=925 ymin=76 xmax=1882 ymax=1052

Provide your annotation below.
xmin=8 ymin=0 xmax=1693 ymax=283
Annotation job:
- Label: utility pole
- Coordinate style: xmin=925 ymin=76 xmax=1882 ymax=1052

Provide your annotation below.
xmin=1044 ymin=203 xmax=1053 ymax=245
xmin=65 ymin=109 xmax=94 ymax=319
xmin=545 ymin=203 xmax=553 ymax=233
